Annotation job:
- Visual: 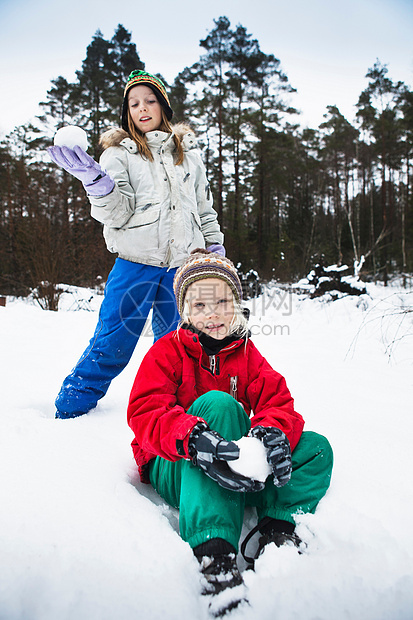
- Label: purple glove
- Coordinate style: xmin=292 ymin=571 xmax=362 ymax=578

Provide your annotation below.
xmin=48 ymin=145 xmax=115 ymax=197
xmin=207 ymin=244 xmax=226 ymax=256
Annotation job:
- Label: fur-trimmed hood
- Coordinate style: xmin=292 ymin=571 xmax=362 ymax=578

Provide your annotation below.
xmin=99 ymin=123 xmax=196 ymax=153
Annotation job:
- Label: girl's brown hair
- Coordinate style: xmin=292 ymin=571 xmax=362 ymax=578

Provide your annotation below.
xmin=126 ymin=107 xmax=184 ymax=165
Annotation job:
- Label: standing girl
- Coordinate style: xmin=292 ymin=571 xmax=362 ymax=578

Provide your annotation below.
xmin=48 ymin=70 xmax=224 ymax=419
xmin=127 ymin=249 xmax=333 ymax=616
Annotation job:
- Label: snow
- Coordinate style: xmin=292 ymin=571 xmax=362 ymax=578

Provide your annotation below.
xmin=53 ymin=126 xmax=89 ymax=151
xmin=1 ymin=280 xmax=413 ymax=619
xmin=229 ymin=437 xmax=272 ymax=482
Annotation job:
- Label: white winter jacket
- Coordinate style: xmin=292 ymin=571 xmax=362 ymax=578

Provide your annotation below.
xmin=88 ymin=126 xmax=223 ymax=269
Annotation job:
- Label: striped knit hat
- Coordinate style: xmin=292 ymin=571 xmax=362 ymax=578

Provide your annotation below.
xmin=173 ymin=249 xmax=243 ymax=317
xmin=121 ymin=70 xmax=173 ymax=131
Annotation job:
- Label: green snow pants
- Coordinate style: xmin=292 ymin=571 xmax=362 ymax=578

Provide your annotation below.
xmin=149 ymin=391 xmax=333 ymax=550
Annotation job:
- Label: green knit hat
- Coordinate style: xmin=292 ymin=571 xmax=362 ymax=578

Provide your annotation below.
xmin=121 ymin=70 xmax=173 ymax=131
xmin=173 ymin=250 xmax=243 ymax=317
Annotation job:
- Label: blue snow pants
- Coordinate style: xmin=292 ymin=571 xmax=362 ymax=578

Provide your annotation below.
xmin=55 ymin=258 xmax=179 ymax=418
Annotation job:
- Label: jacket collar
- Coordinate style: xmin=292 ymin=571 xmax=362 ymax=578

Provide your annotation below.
xmin=145 ymin=129 xmax=197 ymax=154
xmin=101 ymin=124 xmax=197 ymax=155
xmin=146 ymin=130 xmax=174 ymax=150
xmin=118 ymin=130 xmax=173 ymax=155
xmin=176 ymin=325 xmax=245 ymax=359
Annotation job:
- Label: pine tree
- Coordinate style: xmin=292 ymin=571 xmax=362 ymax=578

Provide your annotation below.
xmin=73 ymin=30 xmax=112 ymax=154
xmin=72 ymin=27 xmax=144 ymax=155
xmin=186 ymin=17 xmax=234 ymax=226
xmin=356 ymin=60 xmax=405 ymax=279
xmin=320 ymin=106 xmax=360 ymax=265
xmin=247 ymin=53 xmax=297 ymax=271
xmin=38 ymin=76 xmax=79 ymax=131
xmin=106 ymin=24 xmax=145 ymax=126
xmin=398 ymin=88 xmax=413 ymax=275
xmin=182 ymin=17 xmax=297 ymax=269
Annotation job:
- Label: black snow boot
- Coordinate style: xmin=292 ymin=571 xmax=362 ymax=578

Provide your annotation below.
xmin=194 ymin=539 xmax=248 ymax=617
xmin=241 ymin=517 xmax=304 ymax=568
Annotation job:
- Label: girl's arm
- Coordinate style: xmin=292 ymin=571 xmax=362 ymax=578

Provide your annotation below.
xmin=88 ymin=147 xmax=137 ymax=229
xmin=245 ymin=343 xmax=304 ymax=451
xmin=189 ymin=151 xmax=224 ymax=246
xmin=127 ymin=339 xmax=206 ymax=462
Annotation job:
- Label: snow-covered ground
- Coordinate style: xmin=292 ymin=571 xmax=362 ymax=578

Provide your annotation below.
xmin=1 ymin=280 xmax=413 ymax=620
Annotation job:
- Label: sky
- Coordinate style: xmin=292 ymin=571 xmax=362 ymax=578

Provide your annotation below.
xmin=0 ymin=0 xmax=412 ymax=138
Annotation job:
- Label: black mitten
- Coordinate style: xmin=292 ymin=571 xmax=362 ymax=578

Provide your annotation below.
xmin=188 ymin=425 xmax=265 ymax=493
xmin=249 ymin=426 xmax=292 ymax=487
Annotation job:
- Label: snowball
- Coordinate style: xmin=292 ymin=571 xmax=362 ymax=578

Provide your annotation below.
xmin=54 ymin=126 xmax=88 ymax=151
xmin=228 ymin=436 xmax=272 ymax=482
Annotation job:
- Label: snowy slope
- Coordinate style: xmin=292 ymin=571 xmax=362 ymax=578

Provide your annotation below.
xmin=1 ymin=281 xmax=413 ymax=620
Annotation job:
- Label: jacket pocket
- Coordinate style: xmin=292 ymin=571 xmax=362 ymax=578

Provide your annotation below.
xmin=190 ymin=209 xmax=204 ymax=248
xmin=124 ymin=204 xmax=161 ymax=229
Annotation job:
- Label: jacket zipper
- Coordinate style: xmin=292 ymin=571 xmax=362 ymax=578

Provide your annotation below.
xmin=230 ymin=376 xmax=238 ymax=399
xmin=204 ymin=343 xmax=243 ymax=376
xmin=209 ymin=355 xmax=220 ymax=375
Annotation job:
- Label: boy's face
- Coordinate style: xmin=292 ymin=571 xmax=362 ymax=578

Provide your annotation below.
xmin=186 ymin=278 xmax=235 ymax=340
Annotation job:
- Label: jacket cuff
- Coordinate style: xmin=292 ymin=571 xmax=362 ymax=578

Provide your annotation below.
xmin=176 ymin=421 xmax=208 ymax=459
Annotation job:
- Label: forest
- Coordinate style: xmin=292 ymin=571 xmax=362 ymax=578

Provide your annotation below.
xmin=1 ymin=19 xmax=412 ymax=307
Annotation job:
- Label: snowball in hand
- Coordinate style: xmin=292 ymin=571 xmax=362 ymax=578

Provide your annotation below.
xmin=54 ymin=126 xmax=88 ymax=151
xmin=228 ymin=436 xmax=272 ymax=482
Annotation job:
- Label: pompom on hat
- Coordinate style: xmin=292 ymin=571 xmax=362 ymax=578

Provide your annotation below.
xmin=121 ymin=70 xmax=173 ymax=131
xmin=173 ymin=249 xmax=243 ymax=317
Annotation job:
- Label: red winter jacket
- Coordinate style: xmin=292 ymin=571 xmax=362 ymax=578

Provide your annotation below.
xmin=127 ymin=327 xmax=304 ymax=482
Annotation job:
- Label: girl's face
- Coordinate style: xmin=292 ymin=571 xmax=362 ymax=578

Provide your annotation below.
xmin=128 ymin=84 xmax=163 ymax=133
xmin=186 ymin=278 xmax=235 ymax=340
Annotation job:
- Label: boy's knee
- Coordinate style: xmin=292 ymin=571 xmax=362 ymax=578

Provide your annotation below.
xmin=195 ymin=390 xmax=238 ymax=411
xmin=295 ymin=431 xmax=334 ymax=470
xmin=306 ymin=431 xmax=334 ymax=477
xmin=191 ymin=391 xmax=250 ymax=439
xmin=315 ymin=433 xmax=333 ymax=464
